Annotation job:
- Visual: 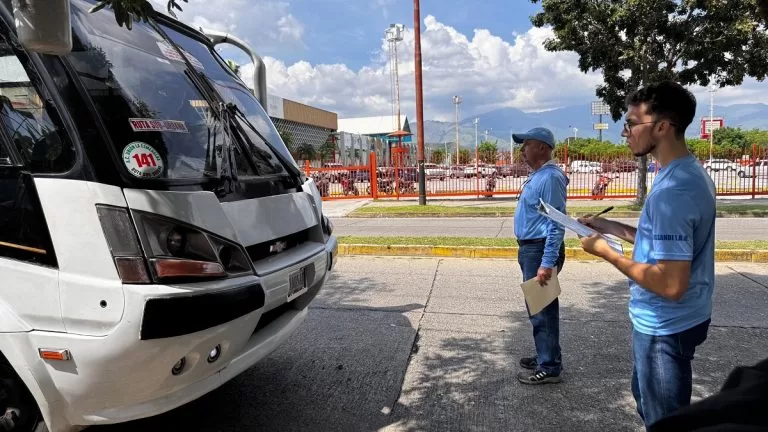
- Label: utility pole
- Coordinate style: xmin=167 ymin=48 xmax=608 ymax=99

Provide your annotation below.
xmin=709 ymin=84 xmax=716 ymax=161
xmin=385 ymin=24 xmax=404 ymax=167
xmin=452 ymin=95 xmax=461 ymax=166
xmin=510 ymin=129 xmax=513 ymax=164
xmin=413 ymin=0 xmax=426 ymax=205
xmin=474 ymin=117 xmax=479 ymax=165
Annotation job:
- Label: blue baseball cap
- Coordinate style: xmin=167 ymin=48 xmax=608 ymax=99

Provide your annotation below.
xmin=512 ymin=127 xmax=556 ymax=148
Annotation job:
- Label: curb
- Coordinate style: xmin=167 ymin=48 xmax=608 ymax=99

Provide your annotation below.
xmin=348 ymin=211 xmax=767 ymax=219
xmin=338 ymin=244 xmax=768 ymax=263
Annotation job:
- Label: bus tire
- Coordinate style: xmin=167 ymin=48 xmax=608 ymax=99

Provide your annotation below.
xmin=0 ymin=361 xmax=47 ymax=432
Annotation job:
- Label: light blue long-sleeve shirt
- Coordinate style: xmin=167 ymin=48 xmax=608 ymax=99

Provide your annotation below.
xmin=514 ymin=161 xmax=569 ymax=268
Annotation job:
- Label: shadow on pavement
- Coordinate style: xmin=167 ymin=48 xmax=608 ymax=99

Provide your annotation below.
xmin=92 ymin=260 xmax=768 ymax=432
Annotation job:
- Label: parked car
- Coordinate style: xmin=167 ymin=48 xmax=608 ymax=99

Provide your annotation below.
xmin=463 ymin=165 xmax=497 ymax=177
xmin=738 ymin=159 xmax=768 ymax=178
xmin=703 ymin=159 xmax=739 ymax=172
xmin=570 ymin=160 xmax=601 ymax=173
xmin=601 ymin=160 xmax=638 ymax=172
xmin=423 ymin=163 xmax=447 ymax=180
xmin=497 ymin=163 xmax=531 ymax=177
xmin=448 ymin=166 xmax=467 ymax=178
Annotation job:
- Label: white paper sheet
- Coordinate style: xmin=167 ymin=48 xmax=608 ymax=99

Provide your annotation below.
xmin=537 ymin=199 xmax=624 ymax=254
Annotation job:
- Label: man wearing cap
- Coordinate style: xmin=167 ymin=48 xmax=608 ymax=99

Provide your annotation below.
xmin=512 ymin=127 xmax=569 ymax=385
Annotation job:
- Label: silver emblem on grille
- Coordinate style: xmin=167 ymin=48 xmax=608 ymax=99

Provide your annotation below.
xmin=269 ymin=241 xmax=288 ymax=254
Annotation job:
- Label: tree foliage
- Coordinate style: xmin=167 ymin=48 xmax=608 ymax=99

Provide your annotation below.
xmin=713 ymin=127 xmax=748 ymax=152
xmin=225 ymin=60 xmax=241 ymax=76
xmin=278 ymin=130 xmax=294 ymax=150
xmin=430 ymin=148 xmax=446 ymax=164
xmin=458 ymin=148 xmax=472 ymax=165
xmin=478 ymin=141 xmax=498 ymax=164
xmin=531 ymin=0 xmax=768 ymax=122
xmin=318 ymin=139 xmax=337 ymax=162
xmin=553 ymin=138 xmax=632 ymax=160
xmin=90 ymin=0 xmax=187 ymax=29
xmin=531 ymin=0 xmax=768 ymax=204
xmin=294 ymin=143 xmax=316 ymax=161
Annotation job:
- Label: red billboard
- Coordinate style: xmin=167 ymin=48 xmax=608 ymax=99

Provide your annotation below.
xmin=700 ymin=117 xmax=724 ymax=139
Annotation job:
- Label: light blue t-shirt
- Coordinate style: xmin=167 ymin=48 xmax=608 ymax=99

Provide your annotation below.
xmin=514 ymin=162 xmax=568 ymax=268
xmin=630 ymin=154 xmax=716 ymax=336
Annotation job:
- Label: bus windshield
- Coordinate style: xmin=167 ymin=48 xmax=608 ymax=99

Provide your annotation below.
xmin=66 ymin=0 xmax=290 ymax=182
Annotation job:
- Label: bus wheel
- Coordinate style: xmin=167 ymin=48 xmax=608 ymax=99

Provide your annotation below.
xmin=0 ymin=364 xmax=47 ymax=432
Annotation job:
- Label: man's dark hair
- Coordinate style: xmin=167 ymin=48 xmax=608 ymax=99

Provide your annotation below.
xmin=625 ymin=81 xmax=697 ymax=137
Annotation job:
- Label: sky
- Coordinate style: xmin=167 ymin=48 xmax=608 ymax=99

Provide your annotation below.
xmin=153 ymin=0 xmax=768 ymax=122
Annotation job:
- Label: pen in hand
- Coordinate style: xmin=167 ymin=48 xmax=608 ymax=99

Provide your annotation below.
xmin=593 ymin=206 xmax=614 ymax=218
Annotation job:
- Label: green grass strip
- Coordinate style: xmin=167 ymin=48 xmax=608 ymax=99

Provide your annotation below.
xmin=337 ymin=236 xmax=768 ymax=250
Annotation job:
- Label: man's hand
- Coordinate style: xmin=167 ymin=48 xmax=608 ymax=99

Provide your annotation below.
xmin=536 ymin=266 xmax=553 ymax=286
xmin=577 ymin=214 xmax=611 ymax=234
xmin=580 ymin=234 xmax=618 ymax=259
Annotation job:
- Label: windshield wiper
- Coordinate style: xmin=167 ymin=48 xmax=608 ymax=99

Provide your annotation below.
xmin=224 ymin=102 xmax=302 ymax=180
xmin=151 ymin=19 xmax=240 ymax=196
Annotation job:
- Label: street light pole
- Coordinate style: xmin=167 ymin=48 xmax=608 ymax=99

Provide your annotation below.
xmin=413 ymin=0 xmax=426 ymax=205
xmin=474 ymin=117 xmax=479 ymax=181
xmin=452 ymin=95 xmax=461 ymax=166
xmin=510 ymin=129 xmax=513 ymax=164
xmin=709 ymin=85 xmax=716 ymax=161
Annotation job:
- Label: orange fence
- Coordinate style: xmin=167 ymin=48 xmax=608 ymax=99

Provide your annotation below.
xmin=306 ymin=144 xmax=768 ymax=201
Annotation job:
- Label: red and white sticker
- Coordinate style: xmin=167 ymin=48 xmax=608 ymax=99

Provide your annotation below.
xmin=156 ymin=41 xmax=204 ymax=70
xmin=129 ymin=118 xmax=189 ymax=133
xmin=122 ymin=142 xmax=164 ymax=179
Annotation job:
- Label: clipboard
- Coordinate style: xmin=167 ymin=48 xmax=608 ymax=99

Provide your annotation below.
xmin=521 ymin=269 xmax=561 ymax=316
xmin=537 ymin=198 xmax=624 ymax=253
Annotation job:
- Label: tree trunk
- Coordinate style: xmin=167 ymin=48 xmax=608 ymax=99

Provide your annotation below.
xmin=635 ymin=67 xmax=650 ymax=207
xmin=636 ymin=155 xmax=648 ymax=206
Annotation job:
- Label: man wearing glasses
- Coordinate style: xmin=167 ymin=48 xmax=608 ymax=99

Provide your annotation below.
xmin=511 ymin=127 xmax=568 ymax=385
xmin=578 ymin=81 xmax=716 ymax=428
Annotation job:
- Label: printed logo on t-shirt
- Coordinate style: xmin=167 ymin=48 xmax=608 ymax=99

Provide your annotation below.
xmin=653 ymin=234 xmax=689 ymax=241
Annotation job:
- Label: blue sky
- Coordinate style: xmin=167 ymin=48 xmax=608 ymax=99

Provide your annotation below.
xmin=159 ymin=0 xmax=766 ymax=122
xmin=280 ymin=0 xmax=544 ymax=69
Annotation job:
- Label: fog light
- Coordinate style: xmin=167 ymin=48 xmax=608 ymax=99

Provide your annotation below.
xmin=172 ymin=357 xmax=186 ymax=375
xmin=207 ymin=344 xmax=221 ymax=363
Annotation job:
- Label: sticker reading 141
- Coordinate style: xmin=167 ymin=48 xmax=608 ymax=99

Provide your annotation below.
xmin=122 ymin=142 xmax=164 ymax=179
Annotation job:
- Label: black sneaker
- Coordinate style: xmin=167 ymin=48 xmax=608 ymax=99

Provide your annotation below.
xmin=519 ymin=356 xmax=537 ymax=370
xmin=517 ymin=370 xmax=562 ymax=385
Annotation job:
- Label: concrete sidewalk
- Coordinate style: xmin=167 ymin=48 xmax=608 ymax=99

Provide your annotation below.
xmin=104 ymin=257 xmax=768 ymax=431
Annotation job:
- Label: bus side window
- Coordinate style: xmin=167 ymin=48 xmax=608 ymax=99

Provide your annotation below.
xmin=0 ymin=135 xmax=9 ymax=165
xmin=0 ymin=37 xmax=59 ymax=267
xmin=0 ymin=36 xmax=75 ymax=173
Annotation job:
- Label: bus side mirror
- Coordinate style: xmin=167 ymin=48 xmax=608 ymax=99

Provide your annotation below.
xmin=12 ymin=0 xmax=72 ymax=55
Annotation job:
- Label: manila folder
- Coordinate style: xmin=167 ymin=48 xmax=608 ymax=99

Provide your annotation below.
xmin=520 ymin=271 xmax=561 ymax=316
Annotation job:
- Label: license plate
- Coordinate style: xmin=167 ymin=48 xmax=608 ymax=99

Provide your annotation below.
xmin=287 ymin=266 xmax=309 ymax=301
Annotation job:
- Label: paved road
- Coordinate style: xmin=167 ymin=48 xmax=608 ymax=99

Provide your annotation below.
xmin=96 ymin=257 xmax=768 ymax=431
xmin=332 ymin=217 xmax=768 ymax=241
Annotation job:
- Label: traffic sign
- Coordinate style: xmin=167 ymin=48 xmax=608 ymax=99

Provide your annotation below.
xmin=591 ymin=101 xmax=611 ymax=116
xmin=593 ymin=123 xmax=609 ymax=130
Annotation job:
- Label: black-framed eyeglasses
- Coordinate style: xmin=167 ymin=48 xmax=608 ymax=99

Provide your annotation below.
xmin=623 ymin=120 xmax=678 ymax=136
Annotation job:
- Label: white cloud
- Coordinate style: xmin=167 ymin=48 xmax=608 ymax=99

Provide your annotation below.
xmin=242 ymin=15 xmax=603 ymax=121
xmin=277 ymin=14 xmax=304 ymax=42
xmin=152 ymin=0 xmax=304 ymax=52
xmin=157 ymin=3 xmax=768 ymax=122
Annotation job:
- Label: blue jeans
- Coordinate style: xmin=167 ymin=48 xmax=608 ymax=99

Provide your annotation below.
xmin=632 ymin=318 xmax=711 ymax=429
xmin=518 ymin=240 xmax=565 ymax=375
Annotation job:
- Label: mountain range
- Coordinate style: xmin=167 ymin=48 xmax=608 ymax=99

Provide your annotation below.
xmin=412 ymin=103 xmax=768 ymax=149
